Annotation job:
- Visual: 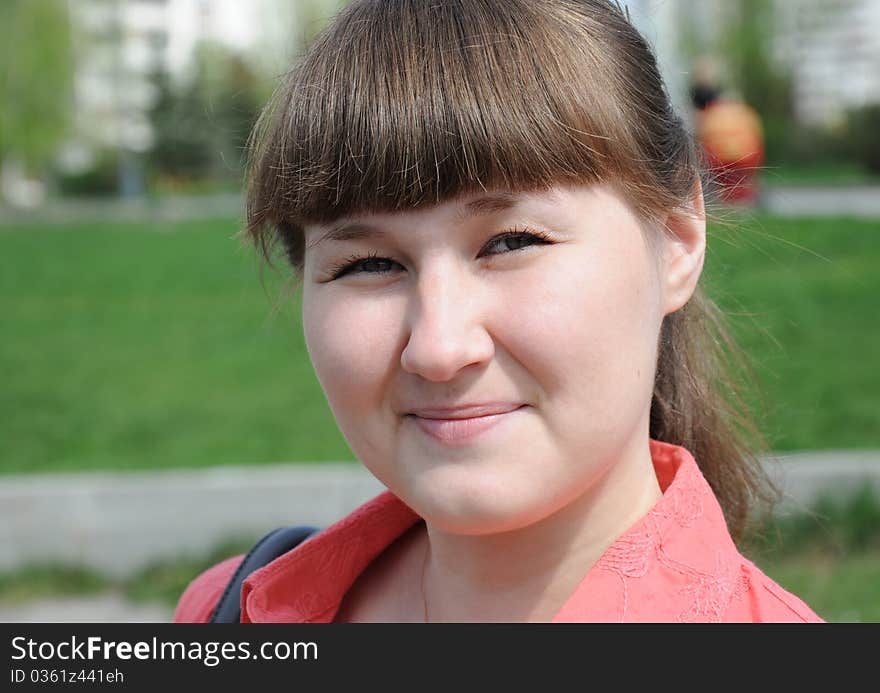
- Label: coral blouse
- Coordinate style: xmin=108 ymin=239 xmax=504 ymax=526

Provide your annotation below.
xmin=173 ymin=439 xmax=823 ymax=623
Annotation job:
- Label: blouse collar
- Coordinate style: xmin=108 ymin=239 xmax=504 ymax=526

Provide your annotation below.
xmin=241 ymin=439 xmax=741 ymax=622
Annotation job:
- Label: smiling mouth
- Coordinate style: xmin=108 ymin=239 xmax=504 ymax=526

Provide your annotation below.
xmin=406 ymin=405 xmax=526 ymax=445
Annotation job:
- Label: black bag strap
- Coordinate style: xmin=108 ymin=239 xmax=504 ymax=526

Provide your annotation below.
xmin=209 ymin=525 xmax=319 ymax=623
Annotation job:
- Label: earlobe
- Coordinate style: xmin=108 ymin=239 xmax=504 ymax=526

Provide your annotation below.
xmin=660 ymin=180 xmax=707 ymax=316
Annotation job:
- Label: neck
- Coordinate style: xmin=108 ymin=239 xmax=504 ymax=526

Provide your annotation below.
xmin=419 ymin=434 xmax=662 ymax=622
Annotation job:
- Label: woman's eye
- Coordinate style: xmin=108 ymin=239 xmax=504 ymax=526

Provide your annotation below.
xmin=328 ymin=229 xmax=552 ymax=280
xmin=480 ymin=230 xmax=552 ymax=257
xmin=330 ymin=253 xmax=400 ymax=279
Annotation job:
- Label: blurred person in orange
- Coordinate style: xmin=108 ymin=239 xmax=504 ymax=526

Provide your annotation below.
xmin=691 ymin=57 xmax=765 ymax=205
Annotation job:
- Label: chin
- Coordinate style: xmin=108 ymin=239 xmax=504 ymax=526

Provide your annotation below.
xmin=404 ymin=474 xmax=558 ymax=536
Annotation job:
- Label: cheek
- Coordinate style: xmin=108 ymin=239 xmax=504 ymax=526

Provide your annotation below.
xmin=302 ymin=289 xmax=403 ymax=416
xmin=499 ymin=244 xmax=661 ymax=413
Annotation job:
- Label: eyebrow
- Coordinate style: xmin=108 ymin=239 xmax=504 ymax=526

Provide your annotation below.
xmin=458 ymin=192 xmax=519 ymax=218
xmin=310 ymin=193 xmax=521 ymax=248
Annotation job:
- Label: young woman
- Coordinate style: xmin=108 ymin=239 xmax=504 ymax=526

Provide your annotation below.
xmin=174 ymin=0 xmax=821 ymax=623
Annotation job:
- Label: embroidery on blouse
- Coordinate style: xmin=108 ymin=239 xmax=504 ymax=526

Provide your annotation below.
xmin=591 ymin=459 xmax=748 ymax=621
xmin=661 ymin=549 xmax=749 ymax=622
xmin=594 ymin=470 xmax=703 ymax=572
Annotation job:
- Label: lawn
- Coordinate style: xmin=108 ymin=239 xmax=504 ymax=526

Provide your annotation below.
xmin=1 ymin=217 xmax=351 ymax=473
xmin=759 ymin=161 xmax=880 ymax=188
xmin=701 ymin=212 xmax=880 ymax=450
xmin=1 ymin=212 xmax=878 ymax=474
xmin=741 ymin=485 xmax=880 ymax=622
xmin=756 ymin=550 xmax=880 ymax=622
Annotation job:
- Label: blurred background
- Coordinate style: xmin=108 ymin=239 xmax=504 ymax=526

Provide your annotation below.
xmin=1 ymin=0 xmax=878 ymax=622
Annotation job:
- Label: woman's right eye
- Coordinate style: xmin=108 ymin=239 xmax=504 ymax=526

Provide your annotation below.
xmin=329 ymin=252 xmax=402 ymax=279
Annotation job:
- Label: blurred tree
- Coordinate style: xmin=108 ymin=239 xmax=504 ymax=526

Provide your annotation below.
xmin=298 ymin=0 xmax=346 ymax=47
xmin=147 ymin=68 xmax=214 ymax=181
xmin=845 ymin=104 xmax=880 ymax=174
xmin=0 ymin=0 xmax=73 ymax=177
xmin=723 ymin=0 xmax=794 ymax=118
xmin=194 ymin=41 xmax=264 ymax=176
xmin=722 ymin=0 xmax=795 ymax=163
xmin=147 ymin=42 xmax=263 ymax=187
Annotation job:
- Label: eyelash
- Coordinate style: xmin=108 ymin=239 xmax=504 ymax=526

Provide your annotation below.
xmin=328 ymin=227 xmax=554 ymax=280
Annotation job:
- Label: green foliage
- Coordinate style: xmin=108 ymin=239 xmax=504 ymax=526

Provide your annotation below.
xmin=744 ymin=486 xmax=880 ymax=559
xmin=759 ymin=104 xmax=880 ymax=174
xmin=124 ymin=538 xmax=256 ymax=606
xmin=765 ymin=123 xmax=856 ymax=170
xmin=722 ymin=0 xmax=794 ymax=127
xmin=843 ymin=104 xmax=880 ymax=174
xmin=147 ymin=41 xmax=263 ymax=185
xmin=0 ymin=538 xmax=253 ymax=608
xmin=147 ymin=70 xmax=215 ymax=179
xmin=0 ymin=564 xmax=108 ymax=604
xmin=54 ymin=151 xmax=120 ymax=197
xmin=719 ymin=0 xmax=800 ymax=167
xmin=297 ymin=0 xmax=349 ymax=47
xmin=743 ymin=486 xmax=880 ymax=622
xmin=0 ymin=0 xmax=73 ymax=173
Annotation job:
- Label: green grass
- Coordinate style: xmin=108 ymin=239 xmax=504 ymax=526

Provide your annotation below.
xmin=0 ymin=564 xmax=110 ymax=604
xmin=0 ymin=218 xmax=353 ymax=474
xmin=122 ymin=537 xmax=257 ymax=606
xmin=759 ymin=161 xmax=880 ymax=187
xmin=0 ymin=212 xmax=878 ymax=474
xmin=739 ymin=486 xmax=880 ymax=622
xmin=751 ymin=550 xmax=880 ymax=622
xmin=701 ymin=212 xmax=880 ymax=451
xmin=0 ymin=537 xmax=256 ymax=609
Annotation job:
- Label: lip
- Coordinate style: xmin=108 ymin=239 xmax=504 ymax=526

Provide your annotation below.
xmin=405 ymin=403 xmax=526 ymax=445
xmin=407 ymin=403 xmax=524 ymax=419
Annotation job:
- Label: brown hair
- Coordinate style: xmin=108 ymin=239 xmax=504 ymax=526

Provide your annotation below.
xmin=242 ymin=0 xmax=778 ymax=541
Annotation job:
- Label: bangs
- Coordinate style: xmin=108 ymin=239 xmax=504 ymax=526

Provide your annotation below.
xmin=246 ymin=0 xmax=659 ymax=265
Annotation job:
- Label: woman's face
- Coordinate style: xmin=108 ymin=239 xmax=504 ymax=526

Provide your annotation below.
xmin=302 ymin=183 xmax=695 ymax=534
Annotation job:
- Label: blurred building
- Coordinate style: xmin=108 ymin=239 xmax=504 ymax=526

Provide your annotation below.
xmin=628 ymin=0 xmax=880 ymax=129
xmin=775 ymin=0 xmax=880 ymax=127
xmin=58 ymin=0 xmax=332 ymax=186
xmin=51 ymin=0 xmax=878 ymax=195
xmin=63 ymin=0 xmax=167 ymax=166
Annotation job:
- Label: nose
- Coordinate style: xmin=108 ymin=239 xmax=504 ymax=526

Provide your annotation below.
xmin=400 ymin=260 xmax=494 ymax=382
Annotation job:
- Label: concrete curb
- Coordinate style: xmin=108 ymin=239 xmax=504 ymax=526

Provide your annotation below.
xmin=0 ymin=463 xmax=384 ymax=578
xmin=0 ymin=593 xmax=172 ymax=624
xmin=761 ymin=186 xmax=880 ymax=218
xmin=1 ymin=452 xmax=878 ymax=578
xmin=764 ymin=449 xmax=880 ymax=512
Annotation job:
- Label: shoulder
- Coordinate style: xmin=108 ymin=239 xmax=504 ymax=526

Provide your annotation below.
xmin=736 ymin=558 xmax=824 ymax=623
xmin=172 ymin=555 xmax=244 ymax=623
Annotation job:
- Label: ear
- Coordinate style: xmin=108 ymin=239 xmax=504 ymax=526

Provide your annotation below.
xmin=660 ymin=178 xmax=707 ymax=316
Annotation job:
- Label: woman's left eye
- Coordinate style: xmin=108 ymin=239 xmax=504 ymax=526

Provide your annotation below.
xmin=328 ymin=228 xmax=553 ymax=280
xmin=479 ymin=229 xmax=553 ymax=257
